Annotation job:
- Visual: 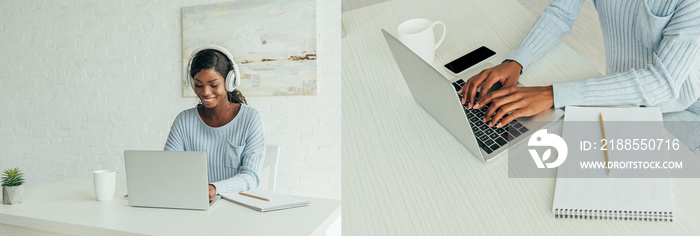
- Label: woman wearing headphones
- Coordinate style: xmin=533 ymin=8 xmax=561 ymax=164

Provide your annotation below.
xmin=165 ymin=45 xmax=265 ymax=198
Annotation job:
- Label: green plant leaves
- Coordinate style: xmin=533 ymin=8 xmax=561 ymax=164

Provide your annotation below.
xmin=2 ymin=167 xmax=24 ymax=187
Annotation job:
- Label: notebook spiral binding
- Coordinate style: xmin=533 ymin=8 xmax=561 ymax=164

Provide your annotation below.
xmin=263 ymin=202 xmax=310 ymax=212
xmin=553 ymin=209 xmax=673 ymax=222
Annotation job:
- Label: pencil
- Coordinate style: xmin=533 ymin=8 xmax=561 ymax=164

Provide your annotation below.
xmin=239 ymin=192 xmax=270 ymax=201
xmin=599 ymin=112 xmax=610 ymax=175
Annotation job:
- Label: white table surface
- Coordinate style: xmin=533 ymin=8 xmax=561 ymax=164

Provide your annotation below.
xmin=0 ymin=178 xmax=340 ymax=236
xmin=341 ymin=0 xmax=700 ymax=235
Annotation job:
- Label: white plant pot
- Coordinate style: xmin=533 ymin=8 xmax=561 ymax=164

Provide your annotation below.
xmin=3 ymin=185 xmax=24 ymax=205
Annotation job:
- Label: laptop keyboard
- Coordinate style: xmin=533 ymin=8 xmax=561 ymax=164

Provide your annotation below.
xmin=452 ymin=79 xmax=529 ymax=154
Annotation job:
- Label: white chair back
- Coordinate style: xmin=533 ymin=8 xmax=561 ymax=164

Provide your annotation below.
xmin=263 ymin=145 xmax=280 ymax=192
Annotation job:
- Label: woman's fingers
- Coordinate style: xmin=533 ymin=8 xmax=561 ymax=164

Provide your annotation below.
xmin=482 ymin=86 xmax=554 ymax=127
xmin=489 ymin=102 xmax=521 ymax=127
xmin=478 ymin=76 xmax=503 ymax=102
xmin=497 ymin=109 xmax=526 ymax=128
xmin=477 ymin=87 xmax=513 ymax=111
xmin=458 ymin=86 xmax=467 ymax=105
xmin=482 ymin=90 xmax=520 ymax=123
xmin=465 ymin=70 xmax=486 ymax=108
xmin=208 ymin=184 xmax=216 ymax=197
xmin=462 ymin=62 xmax=523 ymax=110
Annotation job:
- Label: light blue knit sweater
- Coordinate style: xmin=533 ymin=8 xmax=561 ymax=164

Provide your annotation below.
xmin=164 ymin=104 xmax=265 ymax=194
xmin=505 ymin=0 xmax=700 ymax=113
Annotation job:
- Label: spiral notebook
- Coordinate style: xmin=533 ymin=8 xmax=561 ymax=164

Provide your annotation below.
xmin=552 ymin=106 xmax=673 ymax=221
xmin=220 ymin=189 xmax=310 ymax=212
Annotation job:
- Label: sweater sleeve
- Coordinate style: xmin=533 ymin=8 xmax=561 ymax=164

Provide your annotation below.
xmin=211 ymin=109 xmax=266 ymax=193
xmin=505 ymin=0 xmax=586 ymax=71
xmin=553 ymin=0 xmax=700 ymax=112
xmin=164 ymin=111 xmax=186 ymax=151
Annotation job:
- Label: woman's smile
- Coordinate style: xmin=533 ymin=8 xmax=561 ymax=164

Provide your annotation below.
xmin=201 ymin=97 xmax=215 ymax=105
xmin=193 ymin=68 xmax=228 ymax=109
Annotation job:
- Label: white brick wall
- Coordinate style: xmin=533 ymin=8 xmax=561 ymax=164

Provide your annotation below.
xmin=0 ymin=0 xmax=340 ymax=199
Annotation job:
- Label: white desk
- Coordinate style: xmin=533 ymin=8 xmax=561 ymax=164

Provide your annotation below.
xmin=341 ymin=0 xmax=700 ymax=234
xmin=0 ymin=178 xmax=340 ymax=236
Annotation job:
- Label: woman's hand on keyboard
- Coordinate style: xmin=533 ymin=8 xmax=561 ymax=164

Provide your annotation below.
xmin=479 ymin=86 xmax=554 ymax=127
xmin=209 ymin=184 xmax=217 ymax=197
xmin=458 ymin=60 xmax=522 ymax=109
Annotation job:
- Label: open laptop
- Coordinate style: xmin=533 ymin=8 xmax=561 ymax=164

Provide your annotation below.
xmin=382 ymin=29 xmax=564 ymax=162
xmin=124 ymin=150 xmax=221 ymax=210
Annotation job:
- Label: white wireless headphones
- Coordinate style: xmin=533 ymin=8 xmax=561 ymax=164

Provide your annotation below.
xmin=186 ymin=45 xmax=241 ymax=92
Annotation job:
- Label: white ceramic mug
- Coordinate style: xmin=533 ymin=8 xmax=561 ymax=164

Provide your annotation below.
xmin=93 ymin=170 xmax=116 ymax=201
xmin=397 ymin=18 xmax=446 ymax=65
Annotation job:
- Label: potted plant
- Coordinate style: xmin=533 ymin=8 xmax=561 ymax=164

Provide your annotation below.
xmin=2 ymin=167 xmax=25 ymax=205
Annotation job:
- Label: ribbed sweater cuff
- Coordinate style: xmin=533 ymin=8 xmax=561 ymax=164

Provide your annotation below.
xmin=212 ymin=178 xmax=246 ymax=195
xmin=552 ymin=80 xmax=584 ymax=108
xmin=553 ymin=71 xmax=645 ymax=108
xmin=504 ymin=48 xmax=535 ymax=72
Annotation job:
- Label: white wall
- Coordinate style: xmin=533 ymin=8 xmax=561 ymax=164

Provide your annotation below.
xmin=0 ymin=0 xmax=340 ymax=199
